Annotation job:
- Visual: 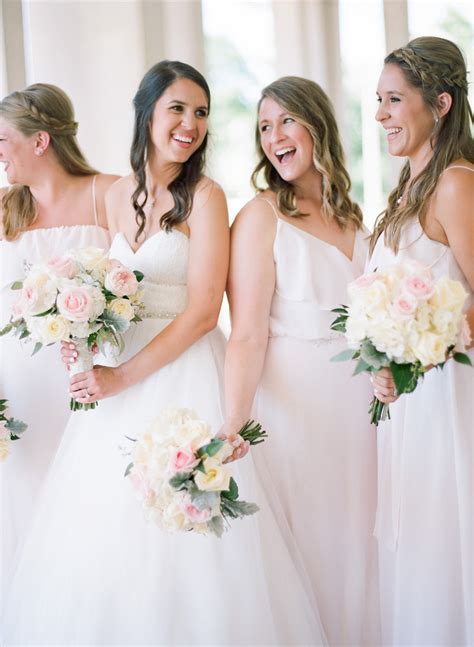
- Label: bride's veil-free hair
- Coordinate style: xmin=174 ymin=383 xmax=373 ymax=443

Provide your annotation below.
xmin=0 ymin=83 xmax=96 ymax=241
xmin=130 ymin=60 xmax=211 ymax=242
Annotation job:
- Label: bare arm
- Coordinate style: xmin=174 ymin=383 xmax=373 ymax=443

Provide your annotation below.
xmin=222 ymin=199 xmax=276 ymax=436
xmin=70 ymin=179 xmax=229 ymax=400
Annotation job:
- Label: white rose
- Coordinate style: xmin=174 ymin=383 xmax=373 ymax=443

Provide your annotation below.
xmin=107 ymin=298 xmax=135 ymax=322
xmin=28 ymin=314 xmax=71 ymax=345
xmin=20 ymin=272 xmax=57 ymax=316
xmin=414 ymin=331 xmax=447 ymax=366
xmin=69 ymin=247 xmax=108 ymax=272
xmin=173 ymin=419 xmax=213 ymax=451
xmin=194 ymin=457 xmax=231 ymax=492
xmin=431 ymin=277 xmax=468 ymax=313
xmin=370 ymin=320 xmax=406 ymax=361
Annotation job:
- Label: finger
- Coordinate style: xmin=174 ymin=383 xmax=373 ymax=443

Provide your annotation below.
xmin=69 ymin=378 xmax=90 ymax=393
xmin=70 ymin=372 xmax=91 ymax=386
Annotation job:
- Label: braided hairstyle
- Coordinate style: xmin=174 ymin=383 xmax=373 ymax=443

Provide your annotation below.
xmin=252 ymin=76 xmax=363 ymax=231
xmin=0 ymin=83 xmax=96 ymax=240
xmin=370 ymin=36 xmax=474 ymax=254
xmin=130 ymin=60 xmax=210 ymax=242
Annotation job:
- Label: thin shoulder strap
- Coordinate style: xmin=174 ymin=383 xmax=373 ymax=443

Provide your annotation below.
xmin=254 ymin=197 xmax=280 ymax=220
xmin=91 ymin=175 xmax=99 ymax=226
xmin=441 ymin=165 xmax=474 ymax=174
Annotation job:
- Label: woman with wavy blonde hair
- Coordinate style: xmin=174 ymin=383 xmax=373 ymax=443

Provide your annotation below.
xmin=370 ymin=37 xmax=473 ymax=645
xmin=0 ymin=83 xmax=118 ymax=608
xmin=223 ymin=76 xmax=380 ymax=644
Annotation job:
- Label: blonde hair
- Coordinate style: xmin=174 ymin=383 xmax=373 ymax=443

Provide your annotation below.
xmin=251 ymin=76 xmax=363 ymax=231
xmin=0 ymin=83 xmax=96 ymax=240
xmin=370 ymin=37 xmax=474 ymax=254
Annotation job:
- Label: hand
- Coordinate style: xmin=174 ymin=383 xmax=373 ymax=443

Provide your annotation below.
xmin=69 ymin=365 xmax=127 ymax=403
xmin=218 ymin=423 xmax=250 ymax=463
xmin=372 ymin=368 xmax=399 ymax=404
xmin=61 ymin=340 xmax=98 ymax=370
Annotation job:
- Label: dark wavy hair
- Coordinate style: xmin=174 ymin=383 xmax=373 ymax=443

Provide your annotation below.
xmin=130 ymin=60 xmax=210 ymax=241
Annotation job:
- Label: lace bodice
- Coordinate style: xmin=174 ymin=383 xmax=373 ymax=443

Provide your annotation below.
xmin=109 ymin=230 xmax=189 ymax=319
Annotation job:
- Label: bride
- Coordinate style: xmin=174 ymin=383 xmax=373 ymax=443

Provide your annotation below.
xmin=2 ymin=60 xmax=325 ymax=645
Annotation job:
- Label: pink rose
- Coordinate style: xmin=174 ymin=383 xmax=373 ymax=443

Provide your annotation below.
xmin=181 ymin=499 xmax=212 ymax=524
xmin=169 ymin=446 xmax=199 ymax=473
xmin=105 ymin=264 xmax=138 ymax=297
xmin=57 ymin=287 xmax=93 ymax=322
xmin=46 ymin=256 xmax=79 ymax=279
xmin=393 ymin=292 xmax=418 ymax=316
xmin=20 ymin=286 xmax=42 ymax=315
xmin=351 ymin=273 xmax=378 ymax=289
xmin=405 ymin=275 xmax=435 ymax=300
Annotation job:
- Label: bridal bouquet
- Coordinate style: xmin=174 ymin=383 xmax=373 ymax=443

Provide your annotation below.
xmin=0 ymin=399 xmax=28 ymax=461
xmin=125 ymin=408 xmax=267 ymax=537
xmin=331 ymin=259 xmax=472 ymax=425
xmin=0 ymin=247 xmax=144 ymax=411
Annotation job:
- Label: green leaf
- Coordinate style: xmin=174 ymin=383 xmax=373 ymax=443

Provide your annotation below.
xmin=353 ymin=358 xmax=372 ymax=375
xmin=359 ymin=340 xmax=387 ymax=370
xmin=133 ymin=270 xmax=145 ymax=283
xmin=124 ymin=462 xmax=134 ymax=477
xmin=5 ymin=418 xmax=27 ymax=435
xmin=221 ymin=498 xmax=259 ymax=519
xmin=19 ymin=328 xmax=31 ymax=340
xmin=390 ymin=361 xmax=421 ymax=394
xmin=197 ymin=438 xmax=225 ymax=458
xmin=31 ymin=342 xmax=43 ymax=356
xmin=0 ymin=323 xmax=13 ymax=337
xmin=221 ymin=477 xmax=238 ymax=501
xmin=453 ymin=352 xmax=473 ymax=367
xmin=10 ymin=281 xmax=23 ymax=290
xmin=169 ymin=472 xmax=192 ymax=490
xmin=101 ymin=310 xmax=130 ymax=334
xmin=208 ymin=515 xmax=225 ymax=538
xmin=331 ymin=348 xmax=355 ymax=363
xmin=331 ymin=306 xmax=348 ymax=314
xmin=190 ymin=489 xmax=219 ymax=511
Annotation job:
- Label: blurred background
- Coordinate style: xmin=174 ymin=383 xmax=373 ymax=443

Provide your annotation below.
xmin=1 ymin=0 xmax=473 ymax=229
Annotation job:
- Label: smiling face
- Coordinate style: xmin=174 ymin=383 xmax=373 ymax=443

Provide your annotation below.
xmin=258 ymin=97 xmax=316 ymax=185
xmin=148 ymin=77 xmax=209 ymax=166
xmin=0 ymin=117 xmax=37 ymax=185
xmin=376 ymin=63 xmax=437 ymax=163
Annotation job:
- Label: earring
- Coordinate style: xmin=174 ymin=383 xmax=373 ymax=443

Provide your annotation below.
xmin=434 ymin=116 xmax=439 ymax=125
xmin=36 ymin=149 xmax=44 ymax=156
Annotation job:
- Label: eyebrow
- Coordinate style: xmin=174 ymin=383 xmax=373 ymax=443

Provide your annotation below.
xmin=167 ymin=99 xmax=208 ymax=110
xmin=376 ymin=91 xmax=405 ymax=96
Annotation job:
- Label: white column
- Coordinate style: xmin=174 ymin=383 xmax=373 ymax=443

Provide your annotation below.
xmin=272 ymin=0 xmax=342 ymax=120
xmin=383 ymin=0 xmax=409 ymax=54
xmin=20 ymin=0 xmax=147 ymax=175
xmin=1 ymin=0 xmax=26 ymax=93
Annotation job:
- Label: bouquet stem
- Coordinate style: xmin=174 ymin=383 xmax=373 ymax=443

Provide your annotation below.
xmin=68 ymin=337 xmax=97 ymax=411
xmin=368 ymin=396 xmax=390 ymax=426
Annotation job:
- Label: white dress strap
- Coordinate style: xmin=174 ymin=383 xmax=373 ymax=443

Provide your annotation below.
xmin=254 ymin=197 xmax=280 ymax=220
xmin=440 ymin=165 xmax=474 ymax=174
xmin=91 ymin=175 xmax=99 ymax=226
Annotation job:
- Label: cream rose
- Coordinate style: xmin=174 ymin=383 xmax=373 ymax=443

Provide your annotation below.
xmin=431 ymin=277 xmax=468 ymax=312
xmin=107 ymin=298 xmax=135 ymax=322
xmin=19 ymin=274 xmax=57 ymax=316
xmin=194 ymin=458 xmax=231 ymax=492
xmin=414 ymin=331 xmax=447 ymax=366
xmin=173 ymin=419 xmax=212 ymax=451
xmin=0 ymin=439 xmax=10 ymax=461
xmin=28 ymin=314 xmax=71 ymax=345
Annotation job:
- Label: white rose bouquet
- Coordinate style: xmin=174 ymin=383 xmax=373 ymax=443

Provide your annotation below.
xmin=0 ymin=247 xmax=144 ymax=411
xmin=330 ymin=260 xmax=472 ymax=425
xmin=125 ymin=408 xmax=267 ymax=537
xmin=0 ymin=399 xmax=28 ymax=461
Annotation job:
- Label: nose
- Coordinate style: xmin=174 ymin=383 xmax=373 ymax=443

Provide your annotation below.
xmin=181 ymin=110 xmax=197 ymax=130
xmin=269 ymin=123 xmax=284 ymax=145
xmin=375 ymin=100 xmax=388 ymax=123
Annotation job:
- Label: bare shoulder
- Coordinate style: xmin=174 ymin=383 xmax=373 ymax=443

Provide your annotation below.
xmin=104 ymin=174 xmax=133 ymax=202
xmin=95 ymin=173 xmax=121 ymax=196
xmin=193 ymin=176 xmax=226 ymax=209
xmin=435 ymin=160 xmax=474 ymax=200
xmin=232 ymin=191 xmax=278 ymax=234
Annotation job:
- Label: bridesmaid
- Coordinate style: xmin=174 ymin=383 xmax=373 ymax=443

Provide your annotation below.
xmin=0 ymin=83 xmax=118 ymax=607
xmin=223 ymin=76 xmax=380 ymax=645
xmin=371 ymin=37 xmax=473 ymax=645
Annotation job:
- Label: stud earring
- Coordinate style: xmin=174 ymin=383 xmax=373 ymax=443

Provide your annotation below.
xmin=36 ymin=149 xmax=44 ymax=156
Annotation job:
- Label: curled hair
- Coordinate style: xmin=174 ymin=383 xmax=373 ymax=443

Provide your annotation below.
xmin=251 ymin=76 xmax=363 ymax=231
xmin=130 ymin=60 xmax=210 ymax=241
xmin=370 ymin=36 xmax=474 ymax=254
xmin=0 ymin=83 xmax=96 ymax=240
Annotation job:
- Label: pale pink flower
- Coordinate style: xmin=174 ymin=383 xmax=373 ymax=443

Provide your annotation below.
xmin=393 ymin=292 xmax=418 ymax=317
xmin=168 ymin=446 xmax=199 ymax=473
xmin=0 ymin=421 xmax=9 ymax=441
xmin=46 ymin=256 xmax=79 ymax=279
xmin=181 ymin=499 xmax=212 ymax=524
xmin=405 ymin=275 xmax=435 ymax=300
xmin=57 ymin=287 xmax=94 ymax=322
xmin=351 ymin=273 xmax=379 ymax=289
xmin=105 ymin=264 xmax=138 ymax=297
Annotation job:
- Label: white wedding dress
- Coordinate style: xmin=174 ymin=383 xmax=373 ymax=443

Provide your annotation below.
xmin=252 ymin=203 xmax=381 ymax=645
xmin=0 ymin=177 xmax=109 ymax=615
xmin=368 ymin=192 xmax=473 ymax=646
xmin=2 ymin=228 xmax=326 ymax=645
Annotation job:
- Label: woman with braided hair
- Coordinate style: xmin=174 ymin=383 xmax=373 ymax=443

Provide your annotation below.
xmin=0 ymin=83 xmax=119 ymax=610
xmin=370 ymin=37 xmax=473 ymax=644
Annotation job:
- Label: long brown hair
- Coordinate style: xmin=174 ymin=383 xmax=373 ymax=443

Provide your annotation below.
xmin=251 ymin=76 xmax=363 ymax=231
xmin=130 ymin=60 xmax=210 ymax=242
xmin=0 ymin=83 xmax=96 ymax=240
xmin=370 ymin=37 xmax=474 ymax=254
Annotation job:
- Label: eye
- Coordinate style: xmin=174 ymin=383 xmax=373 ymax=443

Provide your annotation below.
xmin=390 ymin=97 xmax=401 ymax=103
xmin=283 ymin=117 xmax=294 ymax=124
xmin=260 ymin=124 xmax=270 ymax=133
xmin=170 ymin=105 xmax=184 ymax=113
xmin=376 ymin=96 xmax=382 ymax=103
xmin=195 ymin=108 xmax=208 ymax=118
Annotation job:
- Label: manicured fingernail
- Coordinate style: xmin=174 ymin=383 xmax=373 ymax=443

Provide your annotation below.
xmin=73 ymin=352 xmax=78 ymax=358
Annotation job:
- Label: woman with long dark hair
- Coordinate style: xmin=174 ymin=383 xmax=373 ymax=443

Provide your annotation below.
xmin=3 ymin=61 xmax=324 ymax=645
xmin=370 ymin=37 xmax=473 ymax=645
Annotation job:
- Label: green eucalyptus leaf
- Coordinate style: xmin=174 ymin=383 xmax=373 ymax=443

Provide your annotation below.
xmin=453 ymin=352 xmax=472 ymax=367
xmin=331 ymin=348 xmax=356 ymax=363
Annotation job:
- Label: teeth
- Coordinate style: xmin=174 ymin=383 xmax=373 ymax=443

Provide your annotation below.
xmin=173 ymin=135 xmax=193 ymax=143
xmin=275 ymin=147 xmax=296 ymax=156
xmin=387 ymin=128 xmax=402 ymax=135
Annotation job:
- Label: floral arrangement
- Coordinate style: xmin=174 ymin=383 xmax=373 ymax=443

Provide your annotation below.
xmin=331 ymin=259 xmax=472 ymax=424
xmin=0 ymin=247 xmax=144 ymax=410
xmin=125 ymin=408 xmax=267 ymax=537
xmin=0 ymin=399 xmax=28 ymax=461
